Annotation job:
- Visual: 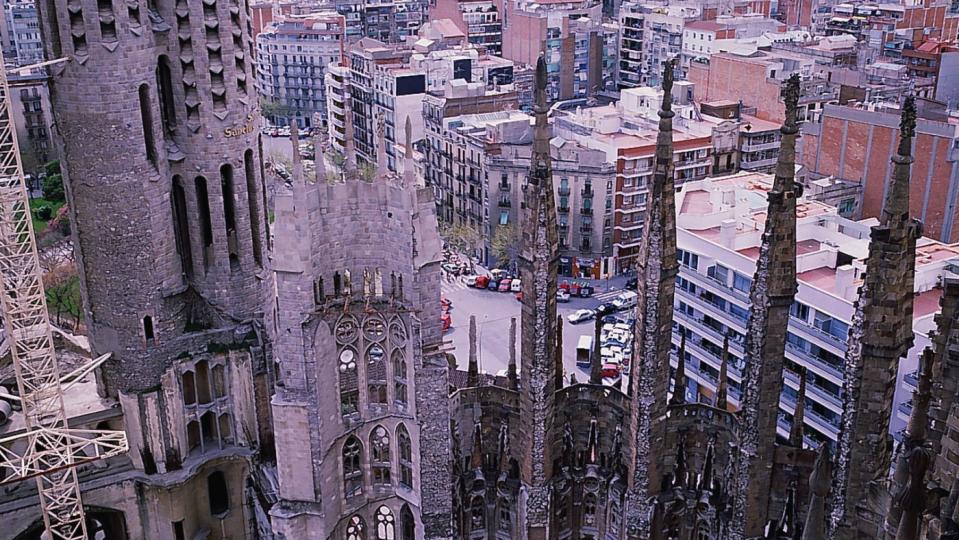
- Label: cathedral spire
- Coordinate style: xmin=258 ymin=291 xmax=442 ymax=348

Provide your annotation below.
xmin=831 ymin=97 xmax=921 ymax=537
xmin=730 ymin=73 xmax=801 ymax=538
xmin=518 ymin=55 xmax=560 ymax=536
xmin=627 ymin=59 xmax=680 ymax=539
xmin=730 ymin=75 xmax=799 ymax=540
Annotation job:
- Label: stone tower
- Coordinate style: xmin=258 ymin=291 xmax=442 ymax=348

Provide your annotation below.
xmin=627 ymin=59 xmax=679 ymax=538
xmin=269 ymin=122 xmax=450 ymax=539
xmin=34 ymin=0 xmax=275 ymax=534
xmin=730 ymin=73 xmax=801 ymax=538
xmin=830 ymin=97 xmax=921 ymax=538
xmin=519 ymin=55 xmax=560 ymax=540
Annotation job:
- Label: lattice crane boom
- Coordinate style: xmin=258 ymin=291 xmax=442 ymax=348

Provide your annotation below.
xmin=0 ymin=56 xmax=128 ymax=540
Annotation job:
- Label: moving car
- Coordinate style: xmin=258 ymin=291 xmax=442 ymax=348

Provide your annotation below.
xmin=595 ymin=303 xmax=617 ymax=317
xmin=464 ymin=275 xmax=479 ymax=287
xmin=557 ymin=289 xmax=571 ymax=303
xmin=567 ymin=309 xmax=595 ymax=324
xmin=611 ymin=291 xmax=639 ymax=311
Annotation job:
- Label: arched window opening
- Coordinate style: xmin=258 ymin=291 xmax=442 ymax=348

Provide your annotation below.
xmin=171 ymin=176 xmax=194 ymax=278
xmin=346 ymin=515 xmax=366 ymax=540
xmin=195 ymin=176 xmax=214 ymax=269
xmin=375 ymin=506 xmax=395 ymax=540
xmin=497 ymin=500 xmax=511 ymax=532
xmin=343 ymin=436 xmax=363 ymax=498
xmin=470 ymin=497 xmax=485 ymax=532
xmin=187 ymin=420 xmax=200 ymax=451
xmin=156 ymin=55 xmax=177 ymax=135
xmin=400 ymin=505 xmax=415 ymax=540
xmin=200 ymin=410 xmax=218 ymax=448
xmin=195 ymin=360 xmax=212 ymax=404
xmin=367 ymin=344 xmax=387 ymax=405
xmin=207 ymin=471 xmax=229 ymax=516
xmin=397 ymin=424 xmax=413 ymax=489
xmin=182 ymin=371 xmax=196 ymax=405
xmin=138 ymin=84 xmax=157 ymax=166
xmin=583 ymin=493 xmax=597 ymax=526
xmin=392 ymin=350 xmax=407 ymax=406
xmin=244 ymin=149 xmax=263 ymax=267
xmin=220 ymin=164 xmax=239 ymax=265
xmin=339 ymin=348 xmax=359 ymax=416
xmin=370 ymin=425 xmax=391 ymax=486
xmin=143 ymin=315 xmax=155 ymax=344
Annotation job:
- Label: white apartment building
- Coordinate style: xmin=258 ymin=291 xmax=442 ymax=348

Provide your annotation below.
xmin=619 ymin=4 xmax=645 ymax=88
xmin=671 ymin=171 xmax=955 ymax=447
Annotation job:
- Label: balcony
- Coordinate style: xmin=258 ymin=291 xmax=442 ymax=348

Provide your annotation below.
xmin=498 ymin=200 xmax=511 ymax=207
xmin=579 ymin=226 xmax=592 ymax=234
xmin=558 ymin=206 xmax=569 ymax=213
xmin=580 ymin=208 xmax=593 ymax=215
xmin=581 ymin=187 xmax=593 ymax=197
xmin=558 ymin=186 xmax=570 ymax=196
xmin=740 ymin=139 xmax=780 ymax=153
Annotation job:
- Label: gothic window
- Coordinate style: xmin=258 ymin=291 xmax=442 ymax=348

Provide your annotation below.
xmin=583 ymin=493 xmax=597 ymax=526
xmin=138 ymin=84 xmax=157 ymax=166
xmin=143 ymin=316 xmax=155 ymax=344
xmin=392 ymin=350 xmax=407 ymax=406
xmin=339 ymin=348 xmax=359 ymax=416
xmin=196 ymin=360 xmax=212 ymax=404
xmin=343 ymin=436 xmax=363 ymax=498
xmin=375 ymin=506 xmax=395 ymax=540
xmin=156 ymin=56 xmax=176 ymax=134
xmin=400 ymin=505 xmax=415 ymax=540
xmin=496 ymin=500 xmax=511 ymax=532
xmin=207 ymin=471 xmax=229 ymax=516
xmin=367 ymin=344 xmax=387 ymax=405
xmin=371 ymin=425 xmax=391 ymax=486
xmin=346 ymin=515 xmax=366 ymax=540
xmin=244 ymin=150 xmax=263 ymax=267
xmin=470 ymin=497 xmax=485 ymax=531
xmin=171 ymin=176 xmax=194 ymax=278
xmin=201 ymin=410 xmax=217 ymax=447
xmin=220 ymin=164 xmax=239 ymax=264
xmin=195 ymin=176 xmax=214 ymax=268
xmin=397 ymin=424 xmax=412 ymax=489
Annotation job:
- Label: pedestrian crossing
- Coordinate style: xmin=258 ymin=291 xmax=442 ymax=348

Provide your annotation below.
xmin=441 ymin=278 xmax=471 ymax=294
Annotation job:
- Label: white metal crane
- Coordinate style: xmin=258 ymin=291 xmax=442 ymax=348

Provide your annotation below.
xmin=0 ymin=56 xmax=128 ymax=540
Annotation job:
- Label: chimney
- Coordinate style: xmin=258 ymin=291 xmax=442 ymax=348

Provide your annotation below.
xmin=835 ymin=264 xmax=856 ymax=300
xmin=719 ymin=219 xmax=737 ymax=249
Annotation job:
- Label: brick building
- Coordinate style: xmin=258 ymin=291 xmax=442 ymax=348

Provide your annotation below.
xmin=799 ymin=101 xmax=959 ymax=243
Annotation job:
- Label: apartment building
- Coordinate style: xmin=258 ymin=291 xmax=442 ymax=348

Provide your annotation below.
xmin=332 ymin=0 xmax=429 ymax=42
xmin=671 ymin=171 xmax=955 ymax=446
xmin=429 ymin=0 xmax=504 ymax=55
xmin=502 ymin=0 xmax=618 ymax=101
xmin=2 ymin=0 xmax=42 ymax=67
xmin=824 ymin=0 xmax=959 ymax=55
xmin=619 ymin=4 xmax=645 ymax=88
xmin=638 ymin=4 xmax=700 ymax=87
xmin=255 ymin=12 xmax=345 ymax=128
xmin=680 ymin=15 xmax=785 ymax=73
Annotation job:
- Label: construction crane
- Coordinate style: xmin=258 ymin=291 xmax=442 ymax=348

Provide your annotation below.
xmin=0 ymin=55 xmax=128 ymax=540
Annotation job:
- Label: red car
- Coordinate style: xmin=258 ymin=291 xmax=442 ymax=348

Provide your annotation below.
xmin=515 ymin=292 xmax=524 ymax=302
xmin=498 ymin=278 xmax=512 ymax=292
xmin=601 ymin=363 xmax=620 ymax=378
xmin=474 ymin=275 xmax=490 ymax=289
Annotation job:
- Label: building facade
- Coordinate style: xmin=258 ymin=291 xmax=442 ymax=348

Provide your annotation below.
xmin=255 ymin=12 xmax=345 ymax=129
xmin=2 ymin=0 xmax=43 ymax=67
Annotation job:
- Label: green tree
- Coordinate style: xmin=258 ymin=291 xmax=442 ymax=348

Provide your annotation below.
xmin=490 ymin=223 xmax=521 ymax=272
xmin=42 ymin=160 xmax=65 ymax=202
xmin=440 ymin=223 xmax=482 ymax=255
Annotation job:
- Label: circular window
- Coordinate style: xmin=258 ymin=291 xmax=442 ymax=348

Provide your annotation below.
xmin=363 ymin=316 xmax=386 ymax=341
xmin=336 ymin=317 xmax=359 ymax=345
xmin=339 ymin=349 xmax=357 ymax=372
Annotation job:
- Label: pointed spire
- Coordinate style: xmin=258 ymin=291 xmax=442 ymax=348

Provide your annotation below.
xmin=591 ymin=314 xmax=603 ymax=385
xmin=586 ymin=418 xmax=599 ymax=465
xmin=802 ymin=444 xmax=832 ymax=540
xmin=697 ymin=439 xmax=716 ymax=492
xmin=627 ymin=57 xmax=681 ymax=538
xmin=730 ymin=73 xmax=801 ymax=538
xmin=716 ymin=334 xmax=729 ymax=410
xmin=790 ymin=366 xmax=807 ymax=448
xmin=468 ymin=315 xmax=479 ymax=387
xmin=883 ymin=97 xmax=916 ymax=226
xmin=508 ymin=317 xmax=518 ymax=390
xmin=672 ymin=434 xmax=688 ymax=489
xmin=670 ymin=332 xmax=687 ymax=406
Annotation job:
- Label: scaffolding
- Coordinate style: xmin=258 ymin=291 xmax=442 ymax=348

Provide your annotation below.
xmin=0 ymin=57 xmax=128 ymax=540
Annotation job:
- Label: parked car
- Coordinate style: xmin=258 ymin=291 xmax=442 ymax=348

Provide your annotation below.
xmin=567 ymin=309 xmax=595 ymax=324
xmin=577 ymin=285 xmax=594 ymax=297
xmin=498 ymin=278 xmax=513 ymax=292
xmin=487 ymin=278 xmax=500 ymax=291
xmin=490 ymin=268 xmax=510 ymax=281
xmin=474 ymin=275 xmax=490 ymax=289
xmin=510 ymin=279 xmax=522 ymax=292
xmin=625 ymin=277 xmax=638 ymax=290
xmin=557 ymin=290 xmax=571 ymax=303
xmin=464 ymin=275 xmax=479 ymax=287
xmin=576 ymin=336 xmax=593 ymax=367
xmin=601 ymin=362 xmax=621 ymax=379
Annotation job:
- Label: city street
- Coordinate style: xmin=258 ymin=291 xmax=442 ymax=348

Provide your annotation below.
xmin=441 ymin=273 xmax=631 ymax=385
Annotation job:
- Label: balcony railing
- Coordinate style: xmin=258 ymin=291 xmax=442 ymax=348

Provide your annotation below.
xmin=580 ymin=208 xmax=593 ymax=215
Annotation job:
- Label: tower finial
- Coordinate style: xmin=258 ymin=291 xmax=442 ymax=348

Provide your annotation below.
xmin=783 ymin=73 xmax=801 ymax=131
xmin=898 ymin=96 xmax=916 ymax=156
xmin=468 ymin=315 xmax=479 ymax=387
xmin=535 ymin=55 xmax=548 ymax=113
xmin=661 ymin=58 xmax=675 ymax=113
xmin=508 ymin=317 xmax=518 ymax=390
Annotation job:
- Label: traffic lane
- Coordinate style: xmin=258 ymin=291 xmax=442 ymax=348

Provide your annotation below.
xmin=442 ymin=285 xmax=614 ymax=384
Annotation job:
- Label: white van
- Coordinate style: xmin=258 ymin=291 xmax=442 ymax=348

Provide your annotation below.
xmin=611 ymin=290 xmax=638 ymax=311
